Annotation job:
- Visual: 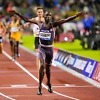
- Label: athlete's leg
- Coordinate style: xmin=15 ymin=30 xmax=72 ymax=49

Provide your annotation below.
xmin=35 ymin=49 xmax=40 ymax=75
xmin=9 ymin=38 xmax=14 ymax=57
xmin=34 ymin=37 xmax=40 ymax=76
xmin=37 ymin=61 xmax=45 ymax=95
xmin=0 ymin=43 xmax=2 ymax=53
xmin=45 ymin=47 xmax=53 ymax=93
xmin=10 ymin=40 xmax=13 ymax=54
xmin=16 ymin=41 xmax=20 ymax=57
xmin=12 ymin=39 xmax=17 ymax=59
xmin=0 ymin=37 xmax=3 ymax=54
xmin=37 ymin=47 xmax=45 ymax=95
xmin=45 ymin=64 xmax=53 ymax=93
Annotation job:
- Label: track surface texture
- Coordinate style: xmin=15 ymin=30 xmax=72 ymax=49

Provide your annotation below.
xmin=0 ymin=42 xmax=100 ymax=100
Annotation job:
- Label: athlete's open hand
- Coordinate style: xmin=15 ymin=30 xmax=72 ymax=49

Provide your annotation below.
xmin=8 ymin=10 xmax=16 ymax=14
xmin=76 ymin=11 xmax=84 ymax=17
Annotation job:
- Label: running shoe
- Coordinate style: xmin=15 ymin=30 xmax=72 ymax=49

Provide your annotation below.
xmin=46 ymin=83 xmax=53 ymax=93
xmin=17 ymin=53 xmax=20 ymax=58
xmin=37 ymin=87 xmax=42 ymax=95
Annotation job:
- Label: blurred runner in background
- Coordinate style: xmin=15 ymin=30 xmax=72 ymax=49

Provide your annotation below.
xmin=7 ymin=15 xmax=22 ymax=60
xmin=0 ymin=21 xmax=6 ymax=54
xmin=24 ymin=7 xmax=44 ymax=75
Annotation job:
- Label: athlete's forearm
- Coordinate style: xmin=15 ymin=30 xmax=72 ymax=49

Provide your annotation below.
xmin=54 ymin=15 xmax=78 ymax=27
xmin=14 ymin=12 xmax=38 ymax=25
xmin=14 ymin=12 xmax=29 ymax=22
xmin=53 ymin=11 xmax=83 ymax=27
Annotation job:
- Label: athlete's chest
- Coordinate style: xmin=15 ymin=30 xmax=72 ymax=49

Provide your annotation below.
xmin=39 ymin=23 xmax=54 ymax=40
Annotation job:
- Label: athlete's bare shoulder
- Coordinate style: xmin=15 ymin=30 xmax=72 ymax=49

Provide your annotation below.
xmin=30 ymin=18 xmax=36 ymax=21
xmin=35 ymin=17 xmax=44 ymax=22
xmin=35 ymin=17 xmax=39 ymax=20
xmin=30 ymin=17 xmax=41 ymax=22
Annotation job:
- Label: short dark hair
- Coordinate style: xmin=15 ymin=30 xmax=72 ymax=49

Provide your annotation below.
xmin=45 ymin=11 xmax=52 ymax=16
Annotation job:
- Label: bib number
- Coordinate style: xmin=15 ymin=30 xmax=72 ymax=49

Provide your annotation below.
xmin=39 ymin=32 xmax=51 ymax=40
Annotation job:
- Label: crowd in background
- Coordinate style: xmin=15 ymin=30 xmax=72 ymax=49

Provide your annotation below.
xmin=0 ymin=0 xmax=100 ymax=49
xmin=0 ymin=0 xmax=99 ymax=19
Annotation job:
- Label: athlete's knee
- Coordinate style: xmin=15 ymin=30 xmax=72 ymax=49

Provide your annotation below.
xmin=40 ymin=59 xmax=45 ymax=66
xmin=45 ymin=63 xmax=51 ymax=66
xmin=45 ymin=63 xmax=51 ymax=70
xmin=39 ymin=64 xmax=45 ymax=75
xmin=39 ymin=58 xmax=44 ymax=65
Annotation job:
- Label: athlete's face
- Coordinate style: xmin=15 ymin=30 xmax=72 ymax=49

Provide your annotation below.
xmin=37 ymin=9 xmax=44 ymax=18
xmin=44 ymin=12 xmax=52 ymax=23
xmin=11 ymin=15 xmax=16 ymax=21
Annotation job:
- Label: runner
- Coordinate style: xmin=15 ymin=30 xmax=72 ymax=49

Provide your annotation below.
xmin=9 ymin=10 xmax=84 ymax=95
xmin=7 ymin=15 xmax=22 ymax=60
xmin=24 ymin=7 xmax=44 ymax=75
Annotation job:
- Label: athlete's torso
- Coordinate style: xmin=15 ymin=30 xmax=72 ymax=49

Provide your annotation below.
xmin=10 ymin=20 xmax=19 ymax=32
xmin=39 ymin=23 xmax=54 ymax=46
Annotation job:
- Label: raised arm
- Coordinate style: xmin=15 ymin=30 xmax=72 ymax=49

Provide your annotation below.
xmin=52 ymin=11 xmax=84 ymax=27
xmin=9 ymin=10 xmax=38 ymax=25
xmin=23 ymin=18 xmax=35 ymax=28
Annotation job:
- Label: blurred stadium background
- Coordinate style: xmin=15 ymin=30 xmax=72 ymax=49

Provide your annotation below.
xmin=0 ymin=0 xmax=100 ymax=59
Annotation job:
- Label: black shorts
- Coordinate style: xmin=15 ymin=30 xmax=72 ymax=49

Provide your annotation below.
xmin=34 ymin=37 xmax=39 ymax=49
xmin=39 ymin=46 xmax=53 ymax=65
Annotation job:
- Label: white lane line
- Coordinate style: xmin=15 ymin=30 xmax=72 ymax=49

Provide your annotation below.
xmin=0 ymin=84 xmax=93 ymax=89
xmin=65 ymin=84 xmax=93 ymax=87
xmin=3 ymin=51 xmax=80 ymax=100
xmin=0 ymin=85 xmax=38 ymax=89
xmin=11 ymin=85 xmax=28 ymax=88
xmin=0 ymin=92 xmax=15 ymax=100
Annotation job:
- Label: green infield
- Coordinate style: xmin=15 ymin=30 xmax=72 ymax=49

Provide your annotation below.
xmin=22 ymin=34 xmax=100 ymax=62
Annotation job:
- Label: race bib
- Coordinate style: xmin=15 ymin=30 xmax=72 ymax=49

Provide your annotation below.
xmin=10 ymin=27 xmax=19 ymax=32
xmin=39 ymin=32 xmax=51 ymax=40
